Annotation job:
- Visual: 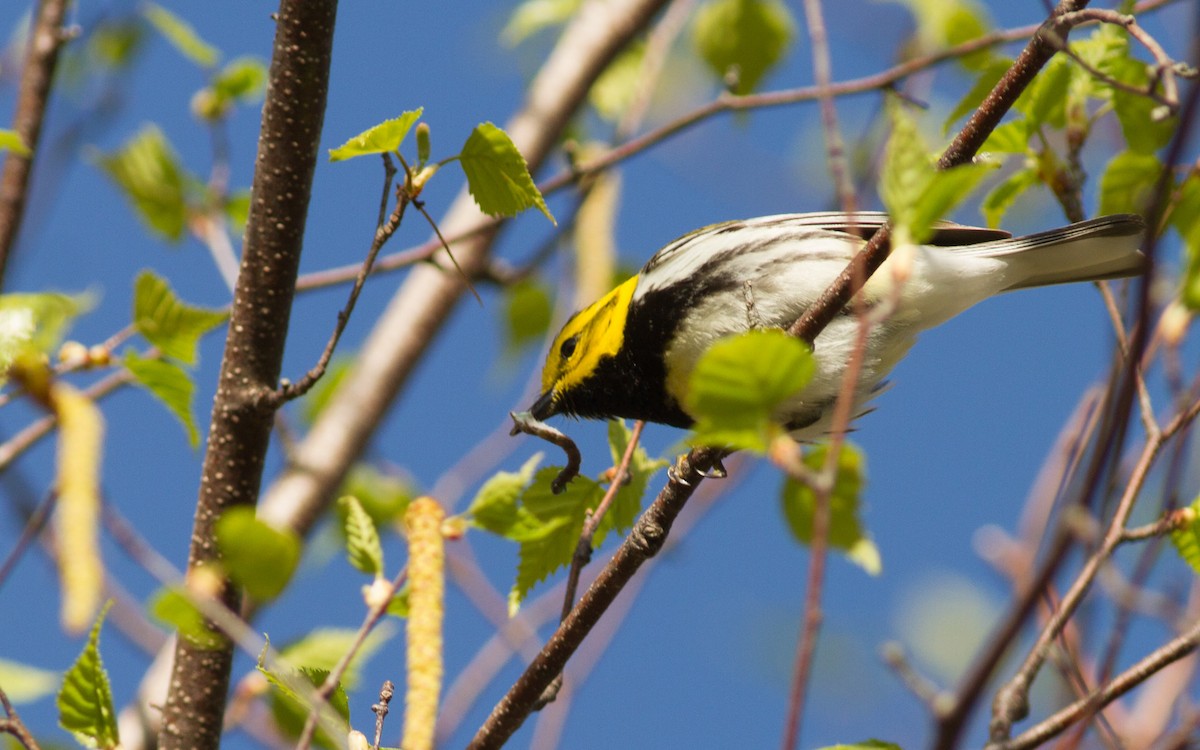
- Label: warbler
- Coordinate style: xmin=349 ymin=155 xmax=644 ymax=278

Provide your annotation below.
xmin=529 ymin=212 xmax=1144 ymax=438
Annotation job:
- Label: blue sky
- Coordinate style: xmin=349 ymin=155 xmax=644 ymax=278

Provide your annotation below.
xmin=1 ymin=1 xmax=1197 ymax=749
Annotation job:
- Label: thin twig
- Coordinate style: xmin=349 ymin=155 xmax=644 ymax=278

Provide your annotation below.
xmin=0 ymin=687 xmax=41 ymax=750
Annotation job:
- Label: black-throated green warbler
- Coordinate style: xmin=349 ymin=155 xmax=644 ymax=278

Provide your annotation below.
xmin=530 ymin=211 xmax=1144 ymax=439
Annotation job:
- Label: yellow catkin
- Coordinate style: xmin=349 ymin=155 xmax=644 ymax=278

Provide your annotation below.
xmin=402 ymin=497 xmax=445 ymax=750
xmin=54 ymin=383 xmax=105 ymax=634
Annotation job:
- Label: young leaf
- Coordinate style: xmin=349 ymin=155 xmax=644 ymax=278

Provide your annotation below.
xmin=1014 ymin=55 xmax=1071 ymax=131
xmin=467 ymin=453 xmax=542 ymax=536
xmin=96 ymin=125 xmax=191 ymax=241
xmin=279 ymin=624 xmax=396 ymax=690
xmin=54 ymin=384 xmax=106 ymax=634
xmin=132 ymin=270 xmax=227 ymax=365
xmin=215 ymin=507 xmax=301 ymax=601
xmin=338 ymin=496 xmax=384 ymax=576
xmin=1172 ymin=176 xmax=1200 ymax=310
xmin=459 ymin=122 xmax=555 ymax=223
xmin=1170 ymin=501 xmax=1200 ymax=575
xmin=211 ymin=56 xmax=267 ymax=102
xmin=944 ymin=59 xmax=1010 ymax=132
xmin=57 ymin=602 xmax=119 ymax=750
xmin=328 ymin=109 xmax=424 ymax=162
xmin=981 ymin=167 xmax=1039 ymax=228
xmin=598 ymin=420 xmax=667 ymax=544
xmin=980 ymin=119 xmax=1029 ymax=155
xmin=1098 ymin=150 xmax=1159 ymax=216
xmin=510 ymin=467 xmax=604 ymax=611
xmin=124 ymin=350 xmax=199 ymax=446
xmin=780 ymin=443 xmax=881 ymax=575
xmin=589 ymin=43 xmax=646 ymax=122
xmin=687 ymin=329 xmax=815 ymax=453
xmin=0 ymin=292 xmax=89 ymax=356
xmin=501 ymin=0 xmax=582 ymax=46
xmin=0 ymin=129 xmax=31 ymax=156
xmin=693 ymin=0 xmax=795 ymax=95
xmin=148 ymin=586 xmax=223 ymax=649
xmin=907 ymin=161 xmax=996 ymax=240
xmin=261 ymin=664 xmax=350 ymax=750
xmin=1100 ymin=36 xmax=1177 ymax=154
xmin=337 ymin=463 xmax=415 ymax=530
xmin=503 ymin=278 xmax=553 ymax=352
xmin=0 ymin=658 xmax=60 ymax=703
xmin=141 ymin=3 xmax=219 ymax=67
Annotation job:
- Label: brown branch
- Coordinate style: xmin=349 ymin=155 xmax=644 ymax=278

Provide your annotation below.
xmin=0 ymin=0 xmax=72 ymax=288
xmin=157 ymin=3 xmax=338 ymax=750
xmin=0 ymin=687 xmax=41 ymax=750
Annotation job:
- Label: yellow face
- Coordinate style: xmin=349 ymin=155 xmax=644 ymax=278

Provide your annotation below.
xmin=534 ymin=274 xmax=639 ymax=418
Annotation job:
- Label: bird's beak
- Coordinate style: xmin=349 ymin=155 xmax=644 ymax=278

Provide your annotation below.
xmin=530 ymin=389 xmax=556 ymax=421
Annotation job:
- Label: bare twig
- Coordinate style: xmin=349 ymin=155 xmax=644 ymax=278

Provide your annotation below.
xmin=508 ymin=412 xmax=583 ymax=493
xmin=0 ymin=0 xmax=72 ymax=287
xmin=0 ymin=687 xmax=41 ymax=750
xmin=370 ymin=680 xmax=394 ymax=750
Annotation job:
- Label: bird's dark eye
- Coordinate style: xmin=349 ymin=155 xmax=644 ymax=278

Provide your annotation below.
xmin=559 ymin=335 xmax=578 ymax=360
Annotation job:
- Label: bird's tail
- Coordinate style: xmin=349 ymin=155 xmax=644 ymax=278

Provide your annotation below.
xmin=960 ymin=214 xmax=1145 ymax=291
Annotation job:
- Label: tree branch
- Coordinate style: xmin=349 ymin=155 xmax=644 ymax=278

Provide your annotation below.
xmin=157 ymin=3 xmax=338 ymax=750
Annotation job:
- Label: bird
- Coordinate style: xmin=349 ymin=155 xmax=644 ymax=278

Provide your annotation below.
xmin=528 ymin=211 xmax=1144 ymax=440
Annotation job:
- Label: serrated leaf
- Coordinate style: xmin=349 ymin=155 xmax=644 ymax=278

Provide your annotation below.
xmin=329 ymin=109 xmax=423 ymax=162
xmin=0 ymin=129 xmax=30 ymax=156
xmin=0 ymin=292 xmax=87 ymax=362
xmin=215 ymin=507 xmax=300 ymax=601
xmin=337 ymin=464 xmax=414 ymax=530
xmin=1015 ymin=55 xmax=1071 ymax=131
xmin=1099 ymin=150 xmax=1159 ymax=216
xmin=503 ymin=278 xmax=553 ymax=352
xmin=0 ymin=658 xmax=59 ymax=703
xmin=501 ymin=0 xmax=582 ymax=46
xmin=467 ymin=453 xmax=542 ymax=536
xmin=981 ymin=167 xmax=1039 ymax=227
xmin=132 ymin=270 xmax=226 ymax=365
xmin=510 ymin=468 xmax=604 ymax=609
xmin=944 ymin=59 xmax=1010 ymax=133
xmin=338 ymin=496 xmax=383 ymax=576
xmin=147 ymin=586 xmax=223 ymax=649
xmin=1170 ymin=501 xmax=1200 ymax=575
xmin=141 ymin=3 xmax=218 ymax=67
xmin=54 ymin=384 xmax=106 ymax=634
xmin=459 ymin=122 xmax=554 ymax=223
xmin=1100 ymin=35 xmax=1176 ymax=154
xmin=96 ymin=125 xmax=191 ymax=241
xmin=780 ymin=443 xmax=880 ymax=575
xmin=261 ymin=664 xmax=350 ymax=750
xmin=279 ymin=624 xmax=396 ymax=690
xmin=693 ymin=0 xmax=794 ymax=95
xmin=57 ymin=602 xmax=119 ymax=749
xmin=124 ymin=350 xmax=199 ymax=446
xmin=687 ymin=329 xmax=815 ymax=453
xmin=880 ymin=103 xmax=933 ymax=240
xmin=598 ymin=420 xmax=666 ymax=544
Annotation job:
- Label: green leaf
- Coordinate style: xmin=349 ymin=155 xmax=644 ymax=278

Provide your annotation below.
xmin=880 ymin=103 xmax=932 ymax=237
xmin=215 ymin=507 xmax=301 ymax=601
xmin=338 ymin=496 xmax=384 ymax=576
xmin=503 ymin=278 xmax=553 ymax=351
xmin=1098 ymin=150 xmax=1160 ymax=216
xmin=0 ymin=129 xmax=30 ymax=157
xmin=224 ymin=190 xmax=251 ymax=230
xmin=132 ymin=270 xmax=227 ymax=365
xmin=87 ymin=20 xmax=145 ymax=69
xmin=1014 ymin=55 xmax=1071 ymax=131
xmin=687 ymin=329 xmax=815 ymax=453
xmin=459 ymin=122 xmax=555 ymax=223
xmin=0 ymin=658 xmax=59 ymax=703
xmin=780 ymin=443 xmax=881 ymax=575
xmin=260 ymin=664 xmax=350 ymax=750
xmin=468 ymin=453 xmax=542 ymax=536
xmin=590 ymin=43 xmax=645 ymax=122
xmin=0 ymin=292 xmax=88 ymax=356
xmin=944 ymin=59 xmax=1010 ymax=133
xmin=279 ymin=624 xmax=395 ymax=690
xmin=940 ymin=2 xmax=995 ymax=71
xmin=337 ymin=464 xmax=414 ymax=530
xmin=510 ymin=468 xmax=604 ymax=611
xmin=57 ymin=602 xmax=119 ymax=750
xmin=124 ymin=350 xmax=199 ymax=447
xmin=501 ymin=0 xmax=582 ymax=46
xmin=328 ymin=109 xmax=424 ymax=162
xmin=1100 ymin=35 xmax=1176 ymax=154
xmin=96 ymin=125 xmax=191 ymax=241
xmin=141 ymin=3 xmax=219 ymax=67
xmin=1172 ymin=176 xmax=1200 ymax=310
xmin=693 ymin=0 xmax=794 ymax=95
xmin=980 ymin=120 xmax=1029 ymax=155
xmin=1170 ymin=501 xmax=1200 ymax=575
xmin=147 ymin=586 xmax=223 ymax=649
xmin=908 ymin=161 xmax=996 ymax=241
xmin=981 ymin=167 xmax=1039 ymax=227
xmin=599 ymin=420 xmax=666 ymax=544
xmin=211 ymin=56 xmax=267 ymax=102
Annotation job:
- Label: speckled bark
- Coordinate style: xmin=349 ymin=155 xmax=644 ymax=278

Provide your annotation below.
xmin=158 ymin=3 xmax=337 ymax=750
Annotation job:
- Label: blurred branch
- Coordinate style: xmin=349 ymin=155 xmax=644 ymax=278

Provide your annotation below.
xmin=158 ymin=3 xmax=339 ymax=749
xmin=0 ymin=687 xmax=41 ymax=750
xmin=0 ymin=0 xmax=72 ymax=288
